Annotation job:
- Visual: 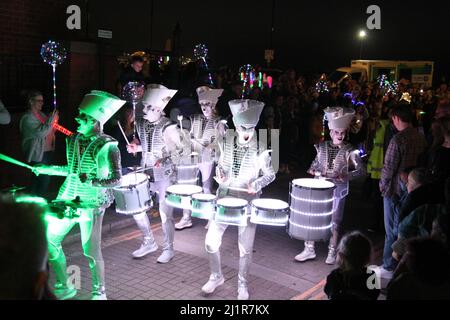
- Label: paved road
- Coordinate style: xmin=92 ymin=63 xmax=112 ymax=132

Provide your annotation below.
xmin=51 ymin=172 xmax=385 ymax=300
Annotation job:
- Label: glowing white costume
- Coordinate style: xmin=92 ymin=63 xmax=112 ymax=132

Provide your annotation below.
xmin=202 ymin=99 xmax=275 ymax=300
xmin=35 ymin=91 xmax=125 ymax=300
xmin=127 ymin=85 xmax=182 ymax=263
xmin=175 ymin=86 xmax=224 ymax=230
xmin=295 ymin=107 xmax=365 ymax=264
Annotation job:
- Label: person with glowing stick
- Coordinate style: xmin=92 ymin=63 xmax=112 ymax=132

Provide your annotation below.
xmin=175 ymin=86 xmax=225 ymax=230
xmin=126 ymin=84 xmax=183 ymax=263
xmin=295 ymin=107 xmax=365 ymax=265
xmin=201 ymin=99 xmax=276 ymax=300
xmin=31 ymin=91 xmax=126 ymax=300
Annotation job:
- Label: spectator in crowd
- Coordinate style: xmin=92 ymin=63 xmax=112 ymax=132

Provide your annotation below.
xmin=107 ymin=104 xmax=142 ymax=174
xmin=425 ymin=116 xmax=450 ymax=185
xmin=118 ymin=55 xmax=146 ymax=96
xmin=392 ymin=177 xmax=450 ymax=258
xmin=215 ymin=80 xmax=243 ymax=128
xmin=387 ymin=237 xmax=450 ymax=300
xmin=19 ymin=90 xmax=57 ymax=198
xmin=0 ymin=99 xmax=11 ymax=125
xmin=377 ymin=104 xmax=427 ymax=279
xmin=394 ymin=168 xmax=439 ymax=223
xmin=324 ymin=231 xmax=379 ymax=300
xmin=0 ymin=195 xmax=54 ymax=300
xmin=261 ymin=95 xmax=282 ymax=130
xmin=279 ymin=95 xmax=299 ymax=174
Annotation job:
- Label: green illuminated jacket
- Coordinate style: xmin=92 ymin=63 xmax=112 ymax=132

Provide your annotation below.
xmin=367 ymin=120 xmax=388 ymax=179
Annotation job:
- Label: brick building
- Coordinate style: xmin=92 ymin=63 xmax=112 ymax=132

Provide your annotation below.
xmin=0 ymin=0 xmax=123 ymax=190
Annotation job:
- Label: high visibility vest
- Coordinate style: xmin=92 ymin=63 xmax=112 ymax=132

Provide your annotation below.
xmin=367 ymin=119 xmax=388 ymax=179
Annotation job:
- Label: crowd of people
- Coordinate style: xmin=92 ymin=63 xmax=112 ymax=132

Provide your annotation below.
xmin=1 ymin=56 xmax=450 ymax=300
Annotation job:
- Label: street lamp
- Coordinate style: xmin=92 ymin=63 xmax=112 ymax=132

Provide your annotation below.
xmin=358 ymin=29 xmax=367 ymax=60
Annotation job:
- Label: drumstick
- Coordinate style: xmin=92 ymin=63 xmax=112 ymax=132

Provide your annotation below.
xmin=0 ymin=152 xmax=34 ymax=170
xmin=117 ymin=121 xmax=130 ymax=146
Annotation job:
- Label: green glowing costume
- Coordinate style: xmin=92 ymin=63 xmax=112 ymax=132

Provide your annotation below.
xmin=35 ymin=91 xmax=126 ymax=300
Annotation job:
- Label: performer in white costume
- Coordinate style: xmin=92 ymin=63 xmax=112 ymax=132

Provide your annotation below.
xmin=201 ymin=99 xmax=276 ymax=300
xmin=32 ymin=91 xmax=126 ymax=300
xmin=295 ymin=107 xmax=365 ymax=264
xmin=175 ymin=86 xmax=224 ymax=230
xmin=127 ymin=84 xmax=183 ymax=263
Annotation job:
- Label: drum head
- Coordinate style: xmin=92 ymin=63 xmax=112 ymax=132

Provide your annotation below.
xmin=252 ymin=198 xmax=289 ymax=210
xmin=292 ymin=178 xmax=335 ymax=189
xmin=217 ymin=197 xmax=248 ymax=207
xmin=192 ymin=193 xmax=216 ymax=201
xmin=166 ymin=184 xmax=203 ymax=196
xmin=120 ymin=172 xmax=148 ymax=187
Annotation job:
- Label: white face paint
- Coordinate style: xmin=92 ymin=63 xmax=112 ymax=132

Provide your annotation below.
xmin=75 ymin=112 xmax=97 ymax=136
xmin=200 ymin=100 xmax=214 ymax=119
xmin=330 ymin=128 xmax=347 ymax=146
xmin=235 ymin=124 xmax=255 ymax=145
xmin=143 ymin=104 xmax=162 ymax=122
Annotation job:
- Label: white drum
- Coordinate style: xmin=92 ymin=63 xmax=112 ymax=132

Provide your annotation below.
xmin=191 ymin=193 xmax=216 ymax=220
xmin=113 ymin=172 xmax=153 ymax=215
xmin=288 ymin=178 xmax=336 ymax=241
xmin=250 ymin=198 xmax=289 ymax=226
xmin=165 ymin=184 xmax=203 ymax=209
xmin=176 ymin=156 xmax=200 ymax=185
xmin=215 ymin=197 xmax=249 ymax=227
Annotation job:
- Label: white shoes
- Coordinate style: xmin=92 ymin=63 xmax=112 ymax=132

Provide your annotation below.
xmin=175 ymin=217 xmax=193 ymax=230
xmin=201 ymin=275 xmax=225 ymax=294
xmin=91 ymin=293 xmax=107 ymax=300
xmin=53 ymin=283 xmax=77 ymax=300
xmin=295 ymin=247 xmax=316 ymax=262
xmin=132 ymin=239 xmax=158 ymax=258
xmin=325 ymin=247 xmax=337 ymax=265
xmin=157 ymin=249 xmax=174 ymax=263
xmin=237 ymin=284 xmax=249 ymax=300
xmin=369 ymin=265 xmax=394 ymax=280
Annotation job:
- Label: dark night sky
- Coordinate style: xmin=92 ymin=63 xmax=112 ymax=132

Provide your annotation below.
xmin=88 ymin=0 xmax=450 ymax=79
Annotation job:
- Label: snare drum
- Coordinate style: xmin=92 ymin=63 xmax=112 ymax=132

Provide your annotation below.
xmin=191 ymin=193 xmax=216 ymax=220
xmin=288 ymin=178 xmax=336 ymax=241
xmin=250 ymin=198 xmax=289 ymax=226
xmin=215 ymin=198 xmax=248 ymax=226
xmin=113 ymin=172 xmax=153 ymax=215
xmin=165 ymin=184 xmax=203 ymax=209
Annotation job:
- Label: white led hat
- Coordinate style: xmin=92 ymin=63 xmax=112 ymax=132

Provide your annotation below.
xmin=196 ymin=86 xmax=224 ymax=105
xmin=324 ymin=107 xmax=355 ymax=130
xmin=79 ymin=90 xmax=126 ymax=126
xmin=142 ymin=84 xmax=177 ymax=110
xmin=228 ymin=99 xmax=265 ymax=127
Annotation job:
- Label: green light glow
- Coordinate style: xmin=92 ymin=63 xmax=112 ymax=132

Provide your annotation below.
xmin=15 ymin=195 xmax=48 ymax=205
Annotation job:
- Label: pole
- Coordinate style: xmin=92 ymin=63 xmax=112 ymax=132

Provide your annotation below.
xmin=52 ymin=64 xmax=57 ymax=110
xmin=359 ymin=39 xmax=364 ymax=60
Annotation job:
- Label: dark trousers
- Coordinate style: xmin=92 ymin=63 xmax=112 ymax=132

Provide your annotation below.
xmin=30 ymin=151 xmax=53 ymax=198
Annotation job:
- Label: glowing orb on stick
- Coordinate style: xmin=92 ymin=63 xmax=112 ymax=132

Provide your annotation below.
xmin=194 ymin=44 xmax=208 ymax=60
xmin=40 ymin=40 xmax=67 ymax=66
xmin=122 ymin=81 xmax=145 ymax=103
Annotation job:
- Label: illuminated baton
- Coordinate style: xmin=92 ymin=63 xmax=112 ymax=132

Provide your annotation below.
xmin=117 ymin=121 xmax=130 ymax=145
xmin=0 ymin=153 xmax=34 ymax=170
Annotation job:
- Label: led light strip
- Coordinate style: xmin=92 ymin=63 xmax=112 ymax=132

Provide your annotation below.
xmin=191 ymin=207 xmax=216 ymax=215
xmin=251 ymin=216 xmax=288 ymax=225
xmin=289 ymin=207 xmax=334 ymax=217
xmin=116 ymin=206 xmax=152 ymax=215
xmin=177 ymin=179 xmax=198 ymax=184
xmin=288 ymin=220 xmax=333 ymax=230
xmin=289 ymin=193 xmax=334 ymax=203
xmin=177 ymin=165 xmax=199 ymax=170
xmin=215 ymin=216 xmax=248 ymax=226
